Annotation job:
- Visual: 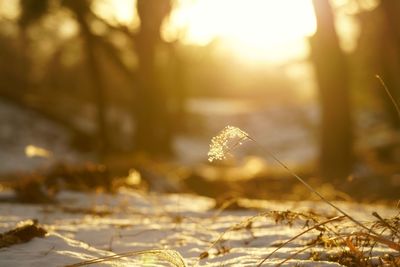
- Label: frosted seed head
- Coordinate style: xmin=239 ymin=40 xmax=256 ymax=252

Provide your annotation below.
xmin=207 ymin=126 xmax=249 ymax=162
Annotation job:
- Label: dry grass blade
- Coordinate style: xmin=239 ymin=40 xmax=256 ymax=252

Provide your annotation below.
xmin=257 ymin=215 xmax=345 ymax=266
xmin=212 ymin=197 xmax=241 ymax=220
xmin=376 ymin=74 xmax=400 ymax=119
xmin=345 ymin=236 xmax=362 ymax=257
xmin=353 ymin=232 xmax=400 ymax=252
xmin=208 ymin=210 xmax=270 ymax=247
xmin=372 ymin=211 xmax=400 ymax=239
xmin=196 ymin=210 xmax=277 ymax=265
xmin=276 ymin=244 xmax=317 ymax=267
xmin=64 ymin=249 xmax=187 ymax=267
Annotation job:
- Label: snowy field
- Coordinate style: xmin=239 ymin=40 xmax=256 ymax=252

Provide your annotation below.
xmin=0 ymin=189 xmax=398 ymax=267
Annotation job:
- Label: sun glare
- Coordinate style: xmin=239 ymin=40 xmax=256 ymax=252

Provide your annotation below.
xmin=99 ymin=0 xmax=316 ymax=62
xmin=165 ymin=0 xmax=317 ymax=62
xmin=92 ymin=0 xmax=138 ymax=27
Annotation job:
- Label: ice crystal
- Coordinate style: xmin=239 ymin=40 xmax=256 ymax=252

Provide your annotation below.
xmin=208 ymin=126 xmax=249 ymax=162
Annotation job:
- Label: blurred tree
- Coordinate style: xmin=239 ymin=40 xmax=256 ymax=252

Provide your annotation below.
xmin=10 ymin=0 xmax=180 ymax=158
xmin=18 ymin=0 xmax=49 ymax=28
xmin=353 ymin=1 xmax=400 ymax=129
xmin=375 ymin=1 xmax=400 ymax=128
xmin=310 ymin=0 xmax=353 ymax=181
xmin=17 ymin=0 xmax=49 ymax=94
xmin=62 ymin=0 xmax=109 ymax=158
xmin=7 ymin=0 xmax=110 ymax=158
xmin=134 ymin=0 xmax=173 ymax=155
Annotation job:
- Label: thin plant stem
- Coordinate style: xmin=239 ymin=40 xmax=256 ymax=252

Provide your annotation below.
xmin=257 ymin=215 xmax=345 ymax=266
xmin=245 ymin=135 xmax=380 ymax=237
xmin=376 ymin=75 xmax=400 ymax=207
xmin=376 ymin=74 xmax=400 ymax=119
xmin=372 ymin=212 xmax=400 ymax=239
xmin=195 ymin=210 xmax=272 ymax=266
xmin=276 ymin=244 xmax=317 ymax=267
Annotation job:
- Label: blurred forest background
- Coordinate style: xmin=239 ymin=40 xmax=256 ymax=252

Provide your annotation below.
xmin=0 ymin=0 xmax=399 ymax=202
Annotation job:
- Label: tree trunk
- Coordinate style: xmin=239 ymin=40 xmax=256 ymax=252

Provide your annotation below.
xmin=378 ymin=1 xmax=400 ymax=128
xmin=66 ymin=1 xmax=109 ymax=159
xmin=134 ymin=0 xmax=173 ymax=155
xmin=310 ymin=0 xmax=353 ymax=181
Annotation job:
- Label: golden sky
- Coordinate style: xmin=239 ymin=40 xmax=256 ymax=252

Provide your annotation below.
xmin=93 ymin=0 xmax=317 ymax=62
xmin=0 ymin=0 xmax=380 ymax=63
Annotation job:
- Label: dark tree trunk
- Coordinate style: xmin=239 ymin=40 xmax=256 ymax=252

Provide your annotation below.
xmin=17 ymin=28 xmax=30 ymax=95
xmin=134 ymin=0 xmax=172 ymax=155
xmin=310 ymin=0 xmax=353 ymax=181
xmin=17 ymin=0 xmax=49 ymax=95
xmin=378 ymin=1 xmax=400 ymax=128
xmin=171 ymin=43 xmax=187 ymax=133
xmin=80 ymin=23 xmax=109 ymax=158
xmin=66 ymin=1 xmax=109 ymax=159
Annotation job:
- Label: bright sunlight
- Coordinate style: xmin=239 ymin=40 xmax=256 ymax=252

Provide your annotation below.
xmin=165 ymin=0 xmax=317 ymax=61
xmin=96 ymin=0 xmax=317 ymax=62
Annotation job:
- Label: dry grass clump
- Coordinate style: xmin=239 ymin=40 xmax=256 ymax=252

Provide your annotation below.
xmin=275 ymin=211 xmax=400 ymax=266
xmin=0 ymin=219 xmax=47 ymax=249
xmin=195 ymin=205 xmax=399 ymax=266
xmin=207 ymin=126 xmax=400 ymax=266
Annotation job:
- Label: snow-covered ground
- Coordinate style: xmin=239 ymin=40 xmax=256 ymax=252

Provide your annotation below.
xmin=0 ymin=100 xmax=91 ymax=175
xmin=0 ymin=188 xmax=397 ymax=266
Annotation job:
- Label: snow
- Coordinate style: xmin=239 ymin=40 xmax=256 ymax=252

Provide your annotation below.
xmin=0 ymin=99 xmax=397 ymax=266
xmin=0 ymin=188 xmax=397 ymax=266
xmin=0 ymin=100 xmax=90 ymax=175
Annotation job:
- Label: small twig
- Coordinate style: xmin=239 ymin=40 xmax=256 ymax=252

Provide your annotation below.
xmin=41 ymin=245 xmax=55 ymax=257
